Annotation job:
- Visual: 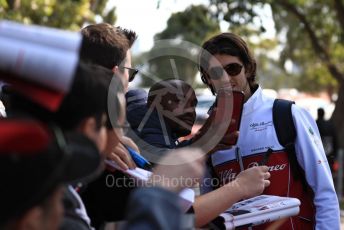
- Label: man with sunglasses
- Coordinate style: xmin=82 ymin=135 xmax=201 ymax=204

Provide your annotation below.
xmin=80 ymin=23 xmax=139 ymax=169
xmin=198 ymin=33 xmax=339 ymax=229
xmin=79 ymin=23 xmax=151 ymax=227
xmin=81 ymin=24 xmax=142 ymax=158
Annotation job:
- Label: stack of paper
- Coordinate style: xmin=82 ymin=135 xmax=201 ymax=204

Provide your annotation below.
xmin=216 ymin=195 xmax=300 ymax=229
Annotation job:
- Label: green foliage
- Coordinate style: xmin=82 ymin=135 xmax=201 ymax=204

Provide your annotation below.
xmin=155 ymin=5 xmax=220 ymax=45
xmin=102 ymin=6 xmax=117 ymax=24
xmin=208 ymin=0 xmax=344 ymax=145
xmin=0 ymin=0 xmax=115 ymax=30
xmin=256 ymin=53 xmax=297 ymax=90
xmin=209 ymin=0 xmax=343 ymax=94
xmin=139 ymin=5 xmax=220 ymax=87
xmin=137 ymin=42 xmax=201 ymax=88
xmin=149 ymin=2 xmax=287 ymax=90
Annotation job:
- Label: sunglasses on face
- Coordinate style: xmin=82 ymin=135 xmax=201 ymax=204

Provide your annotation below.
xmin=207 ymin=63 xmax=243 ymax=80
xmin=120 ymin=66 xmax=139 ymax=82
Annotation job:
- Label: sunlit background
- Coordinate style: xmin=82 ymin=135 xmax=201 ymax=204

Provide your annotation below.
xmin=1 ymin=0 xmax=343 ymax=225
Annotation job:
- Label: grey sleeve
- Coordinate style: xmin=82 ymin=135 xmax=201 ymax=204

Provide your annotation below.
xmin=125 ymin=187 xmax=182 ymax=230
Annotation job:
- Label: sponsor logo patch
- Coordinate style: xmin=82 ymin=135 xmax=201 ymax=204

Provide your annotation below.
xmin=249 ymin=121 xmax=273 ymax=132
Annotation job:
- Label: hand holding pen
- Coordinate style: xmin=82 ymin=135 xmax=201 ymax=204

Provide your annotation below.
xmin=106 ymin=136 xmax=152 ymax=171
xmin=106 ymin=142 xmax=135 ymax=171
xmin=105 ymin=136 xmax=139 ymax=171
xmin=126 ymin=146 xmax=152 ymax=170
xmin=234 ymin=166 xmax=271 ymax=199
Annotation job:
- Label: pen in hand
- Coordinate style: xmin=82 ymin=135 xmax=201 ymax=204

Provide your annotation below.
xmin=235 ymin=147 xmax=244 ymax=172
xmin=126 ymin=146 xmax=152 ymax=170
xmin=259 ymin=148 xmax=273 ymax=166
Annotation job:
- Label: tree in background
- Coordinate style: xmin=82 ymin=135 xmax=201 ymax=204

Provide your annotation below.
xmin=0 ymin=0 xmax=116 ymax=30
xmin=209 ymin=0 xmax=344 ymax=147
xmin=138 ymin=5 xmax=220 ymax=88
xmin=141 ymin=3 xmax=291 ymax=90
xmin=155 ymin=4 xmax=220 ymax=45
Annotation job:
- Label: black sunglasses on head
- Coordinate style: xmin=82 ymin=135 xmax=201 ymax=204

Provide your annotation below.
xmin=120 ymin=66 xmax=139 ymax=82
xmin=208 ymin=63 xmax=243 ymax=80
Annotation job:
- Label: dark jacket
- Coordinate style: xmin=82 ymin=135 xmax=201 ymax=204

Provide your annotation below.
xmin=66 ymin=183 xmax=183 ymax=230
xmin=126 ymin=89 xmax=178 ymax=150
xmin=60 ymin=186 xmax=93 ymax=230
xmin=81 ymin=170 xmax=134 ymax=229
xmin=125 ymin=187 xmax=183 ymax=230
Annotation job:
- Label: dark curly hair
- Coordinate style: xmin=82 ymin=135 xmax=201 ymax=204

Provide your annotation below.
xmin=199 ymin=33 xmax=257 ymax=95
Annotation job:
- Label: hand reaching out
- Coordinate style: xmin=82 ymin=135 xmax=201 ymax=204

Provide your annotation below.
xmin=150 ymin=148 xmax=205 ymax=193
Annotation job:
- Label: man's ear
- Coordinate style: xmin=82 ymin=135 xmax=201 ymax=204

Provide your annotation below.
xmin=78 ymin=117 xmax=97 ymax=137
xmin=16 ymin=206 xmax=43 ymax=230
xmin=112 ymin=66 xmax=119 ymax=73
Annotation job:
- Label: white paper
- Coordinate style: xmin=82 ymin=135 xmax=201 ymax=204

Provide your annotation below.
xmin=126 ymin=167 xmax=153 ymax=181
xmin=220 ymin=213 xmax=233 ymax=222
xmin=178 ymin=188 xmax=195 ymax=212
xmin=232 ymin=206 xmax=299 ymax=227
xmin=0 ymin=20 xmax=82 ymax=52
xmin=224 ymin=221 xmax=235 ymax=230
xmin=220 ymin=195 xmax=301 ymax=229
xmin=104 ymin=159 xmax=152 ymax=181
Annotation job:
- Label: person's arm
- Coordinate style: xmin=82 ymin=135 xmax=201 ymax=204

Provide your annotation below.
xmin=194 ymin=166 xmax=270 ymax=227
xmin=292 ymin=105 xmax=340 ymax=230
xmin=194 ymin=180 xmax=243 ymax=227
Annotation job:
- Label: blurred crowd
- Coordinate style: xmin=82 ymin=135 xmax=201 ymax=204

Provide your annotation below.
xmin=0 ymin=21 xmax=340 ymax=230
